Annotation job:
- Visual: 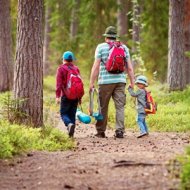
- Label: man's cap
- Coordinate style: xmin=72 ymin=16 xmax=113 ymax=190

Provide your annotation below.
xmin=102 ymin=26 xmax=118 ymax=38
xmin=62 ymin=51 xmax=76 ymax=60
xmin=135 ymin=75 xmax=148 ymax=87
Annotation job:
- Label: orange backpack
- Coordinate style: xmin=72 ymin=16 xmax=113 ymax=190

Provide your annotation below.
xmin=144 ymin=91 xmax=157 ymax=114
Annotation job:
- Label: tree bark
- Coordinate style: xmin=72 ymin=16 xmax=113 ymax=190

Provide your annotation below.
xmin=14 ymin=0 xmax=43 ymax=127
xmin=168 ymin=0 xmax=186 ymax=91
xmin=184 ymin=0 xmax=190 ymax=85
xmin=70 ymin=0 xmax=80 ymax=40
xmin=117 ymin=0 xmax=128 ymax=36
xmin=0 ymin=0 xmax=13 ymax=92
xmin=43 ymin=4 xmax=51 ymax=76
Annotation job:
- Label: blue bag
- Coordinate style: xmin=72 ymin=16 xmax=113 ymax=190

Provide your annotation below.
xmin=76 ymin=109 xmax=91 ymax=124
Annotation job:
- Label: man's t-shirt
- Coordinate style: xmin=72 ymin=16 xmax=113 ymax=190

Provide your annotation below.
xmin=95 ymin=42 xmax=130 ymax=85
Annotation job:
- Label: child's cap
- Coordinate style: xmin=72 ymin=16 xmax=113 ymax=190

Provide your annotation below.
xmin=135 ymin=75 xmax=148 ymax=87
xmin=62 ymin=51 xmax=76 ymax=61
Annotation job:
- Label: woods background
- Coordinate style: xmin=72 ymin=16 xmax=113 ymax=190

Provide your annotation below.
xmin=0 ymin=0 xmax=190 ymax=127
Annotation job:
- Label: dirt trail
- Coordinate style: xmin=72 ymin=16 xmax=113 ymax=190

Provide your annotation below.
xmin=0 ymin=121 xmax=189 ymax=190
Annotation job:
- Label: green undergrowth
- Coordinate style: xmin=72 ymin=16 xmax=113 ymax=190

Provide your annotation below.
xmin=44 ymin=76 xmax=190 ymax=132
xmin=0 ymin=120 xmax=74 ymax=159
xmin=108 ymin=83 xmax=190 ymax=132
xmin=177 ymin=147 xmax=190 ymax=190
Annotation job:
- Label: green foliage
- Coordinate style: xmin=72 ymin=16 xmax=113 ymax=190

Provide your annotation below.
xmin=0 ymin=120 xmax=74 ymax=159
xmin=0 ymin=92 xmax=29 ymax=123
xmin=43 ymin=76 xmax=59 ymax=127
xmin=10 ymin=0 xmax=170 ymax=80
xmin=140 ymin=0 xmax=169 ymax=80
xmin=94 ymin=83 xmax=190 ymax=132
xmin=43 ymin=0 xmax=119 ymax=75
xmin=178 ymin=147 xmax=190 ymax=190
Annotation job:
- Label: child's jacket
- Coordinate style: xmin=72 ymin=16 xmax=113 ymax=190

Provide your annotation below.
xmin=128 ymin=86 xmax=146 ymax=114
xmin=56 ymin=63 xmax=80 ymax=98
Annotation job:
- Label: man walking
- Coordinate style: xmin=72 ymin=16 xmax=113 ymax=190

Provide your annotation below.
xmin=89 ymin=26 xmax=134 ymax=138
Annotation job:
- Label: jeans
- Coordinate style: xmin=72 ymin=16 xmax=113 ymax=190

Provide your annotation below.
xmin=60 ymin=96 xmax=78 ymax=127
xmin=96 ymin=83 xmax=126 ymax=133
xmin=137 ymin=113 xmax=148 ymax=134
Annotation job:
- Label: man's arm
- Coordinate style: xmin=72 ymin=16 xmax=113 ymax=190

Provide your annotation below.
xmin=89 ymin=59 xmax=101 ymax=90
xmin=126 ymin=58 xmax=135 ymax=88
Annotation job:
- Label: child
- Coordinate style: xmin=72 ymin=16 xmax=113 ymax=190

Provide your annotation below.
xmin=56 ymin=51 xmax=84 ymax=137
xmin=128 ymin=75 xmax=149 ymax=138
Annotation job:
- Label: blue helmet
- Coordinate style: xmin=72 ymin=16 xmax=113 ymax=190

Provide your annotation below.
xmin=62 ymin=51 xmax=76 ymax=61
xmin=135 ymin=75 xmax=148 ymax=86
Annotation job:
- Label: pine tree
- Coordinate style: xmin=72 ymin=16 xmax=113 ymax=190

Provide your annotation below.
xmin=168 ymin=0 xmax=186 ymax=91
xmin=14 ymin=0 xmax=43 ymax=126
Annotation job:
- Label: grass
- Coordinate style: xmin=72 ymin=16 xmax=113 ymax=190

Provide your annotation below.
xmin=43 ymin=75 xmax=190 ymax=132
xmin=105 ymin=82 xmax=190 ymax=132
xmin=177 ymin=147 xmax=190 ymax=190
xmin=0 ymin=120 xmax=74 ymax=159
xmin=0 ymin=77 xmax=75 ymax=159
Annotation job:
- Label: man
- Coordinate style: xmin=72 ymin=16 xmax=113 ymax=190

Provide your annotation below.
xmin=89 ymin=26 xmax=135 ymax=138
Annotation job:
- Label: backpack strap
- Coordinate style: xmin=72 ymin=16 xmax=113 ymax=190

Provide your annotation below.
xmin=62 ymin=63 xmax=77 ymax=90
xmin=107 ymin=41 xmax=122 ymax=49
xmin=137 ymin=89 xmax=147 ymax=108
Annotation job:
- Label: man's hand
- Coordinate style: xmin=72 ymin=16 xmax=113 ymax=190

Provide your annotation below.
xmin=89 ymin=83 xmax=94 ymax=92
xmin=129 ymin=83 xmax=135 ymax=89
xmin=56 ymin=97 xmax=61 ymax=104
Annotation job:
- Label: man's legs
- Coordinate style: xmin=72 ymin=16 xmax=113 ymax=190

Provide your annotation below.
xmin=112 ymin=83 xmax=126 ymax=136
xmin=96 ymin=84 xmax=115 ymax=134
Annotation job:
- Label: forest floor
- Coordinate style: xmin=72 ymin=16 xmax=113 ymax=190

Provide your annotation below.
xmin=0 ymin=120 xmax=190 ymax=190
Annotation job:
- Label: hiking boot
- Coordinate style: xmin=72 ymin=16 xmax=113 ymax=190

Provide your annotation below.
xmin=68 ymin=123 xmax=75 ymax=137
xmin=137 ymin=132 xmax=148 ymax=138
xmin=94 ymin=132 xmax=106 ymax=138
xmin=115 ymin=131 xmax=124 ymax=138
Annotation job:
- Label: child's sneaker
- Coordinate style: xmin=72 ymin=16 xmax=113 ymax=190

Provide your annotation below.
xmin=137 ymin=132 xmax=148 ymax=138
xmin=68 ymin=123 xmax=75 ymax=137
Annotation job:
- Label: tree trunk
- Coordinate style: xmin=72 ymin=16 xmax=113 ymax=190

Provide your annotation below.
xmin=43 ymin=4 xmax=51 ymax=76
xmin=168 ymin=0 xmax=186 ymax=91
xmin=0 ymin=0 xmax=13 ymax=92
xmin=132 ymin=0 xmax=141 ymax=68
xmin=117 ymin=0 xmax=128 ymax=36
xmin=184 ymin=0 xmax=190 ymax=85
xmin=70 ymin=0 xmax=80 ymax=40
xmin=14 ymin=0 xmax=43 ymax=127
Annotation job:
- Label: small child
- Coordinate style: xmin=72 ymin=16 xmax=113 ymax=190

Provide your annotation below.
xmin=128 ymin=75 xmax=149 ymax=138
xmin=56 ymin=51 xmax=83 ymax=137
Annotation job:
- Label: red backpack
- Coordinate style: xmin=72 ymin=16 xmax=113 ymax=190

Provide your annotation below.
xmin=144 ymin=91 xmax=157 ymax=114
xmin=105 ymin=41 xmax=127 ymax=74
xmin=63 ymin=65 xmax=84 ymax=100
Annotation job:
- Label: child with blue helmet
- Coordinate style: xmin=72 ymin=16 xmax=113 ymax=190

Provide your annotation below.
xmin=56 ymin=51 xmax=83 ymax=137
xmin=128 ymin=75 xmax=149 ymax=138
